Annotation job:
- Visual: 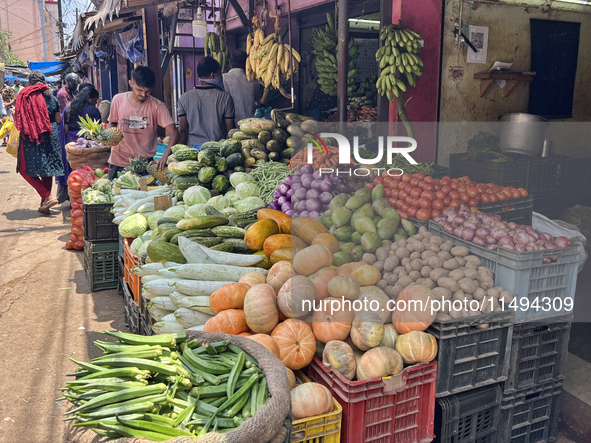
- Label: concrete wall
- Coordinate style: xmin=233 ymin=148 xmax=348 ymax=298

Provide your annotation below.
xmin=438 ymin=0 xmax=591 ymax=164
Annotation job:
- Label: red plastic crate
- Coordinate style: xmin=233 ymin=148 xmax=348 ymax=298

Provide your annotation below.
xmin=307 ymin=357 xmax=437 ymax=443
xmin=123 ymin=238 xmax=141 ymax=306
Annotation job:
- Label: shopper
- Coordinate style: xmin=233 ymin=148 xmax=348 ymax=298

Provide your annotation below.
xmin=177 ymin=56 xmax=235 ymax=149
xmin=57 ymin=73 xmax=81 ymax=112
xmin=223 ymin=50 xmax=260 ymax=123
xmin=107 ymin=66 xmax=180 ymax=178
xmin=64 ymin=86 xmax=102 ymax=142
xmin=2 ymin=80 xmax=15 ymax=117
xmin=14 ymin=71 xmax=65 ymax=214
xmin=12 ymin=79 xmax=24 ymax=97
xmin=78 ymin=82 xmax=93 ymax=93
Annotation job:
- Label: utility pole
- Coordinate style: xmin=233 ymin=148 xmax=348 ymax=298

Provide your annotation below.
xmin=37 ymin=0 xmax=49 ymax=60
xmin=57 ymin=0 xmax=64 ymax=52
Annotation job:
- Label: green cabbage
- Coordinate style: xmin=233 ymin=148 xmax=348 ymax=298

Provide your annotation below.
xmin=130 ymin=237 xmax=145 ymax=255
xmin=119 ymin=213 xmax=148 ymax=238
xmin=236 ymin=182 xmax=260 ymax=199
xmin=230 ymin=172 xmax=256 ymax=188
xmin=147 ymin=210 xmax=163 ymax=231
xmin=233 ymin=197 xmax=265 ymax=212
xmin=207 ymin=196 xmax=231 ymax=211
xmin=221 ymin=207 xmax=238 ymax=216
xmin=225 ymin=190 xmax=239 ymax=202
xmin=185 ymin=204 xmax=208 ymax=218
xmin=163 ymin=206 xmax=187 ymax=219
xmin=184 ymin=186 xmax=211 ymax=206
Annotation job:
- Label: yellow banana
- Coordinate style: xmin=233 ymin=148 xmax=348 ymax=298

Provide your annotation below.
xmin=284 ymin=44 xmax=301 ymax=63
xmin=277 ymin=41 xmax=284 ymax=67
xmin=261 ymin=33 xmax=275 ymax=46
xmin=247 ymin=34 xmax=253 ymax=54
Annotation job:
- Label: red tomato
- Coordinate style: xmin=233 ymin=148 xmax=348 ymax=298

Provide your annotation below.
xmin=460 ymin=192 xmax=470 ymax=203
xmin=424 ymin=176 xmax=434 ymax=183
xmin=405 ymin=196 xmax=413 ymax=205
xmin=467 ymin=187 xmax=479 ymax=199
xmin=414 ymin=172 xmax=425 ymax=180
xmin=432 ymin=183 xmax=441 ymax=191
xmin=399 ymin=212 xmax=408 ymax=219
xmin=403 ymin=185 xmax=412 ymax=194
xmin=416 ymin=208 xmax=431 ymax=221
xmin=488 ymin=193 xmax=497 ymax=203
xmin=450 ymin=182 xmax=459 ymax=190
xmin=367 ymin=183 xmax=375 ymax=190
xmin=384 ymin=188 xmax=392 ymax=197
xmin=388 ymin=181 xmax=399 ymax=189
xmin=481 ymin=194 xmax=490 ymax=204
xmin=441 ymin=185 xmax=452 ymax=195
xmin=383 ymin=177 xmax=394 ymax=186
xmin=432 ymin=199 xmax=445 ymax=210
xmin=408 ymin=206 xmax=418 ymax=218
xmin=410 ymin=177 xmax=420 ymax=187
xmin=431 ymin=209 xmax=441 ymax=218
xmin=476 ymin=185 xmax=486 ymax=194
xmin=502 ymin=187 xmax=513 ymax=198
xmin=443 ymin=196 xmax=451 ymax=205
xmin=423 ymin=183 xmax=435 ymax=192
xmin=388 ymin=197 xmax=398 ymax=207
xmin=402 ymin=174 xmax=412 ymax=182
xmin=518 ymin=188 xmax=528 ymax=197
xmin=449 ymin=190 xmax=460 ymax=201
xmin=409 ymin=187 xmax=421 ymax=198
xmin=435 ymin=190 xmax=446 ymax=200
xmin=391 ymin=189 xmax=400 ymax=199
xmin=449 ymin=199 xmax=461 ymax=209
xmin=374 ymin=177 xmax=384 ymax=184
xmin=418 ymin=198 xmax=431 ymax=209
xmin=399 ymin=190 xmax=408 ymax=199
xmin=496 ymin=192 xmax=506 ymax=201
xmin=398 ymin=181 xmax=407 ymax=190
xmin=421 ymin=190 xmax=434 ymax=200
xmin=411 ymin=197 xmax=421 ymax=207
xmin=401 ymin=203 xmax=410 ymax=213
xmin=468 ymin=198 xmax=479 ymax=207
xmin=440 ymin=177 xmax=451 ymax=186
xmin=511 ymin=189 xmax=522 ymax=199
xmin=456 ymin=186 xmax=466 ymax=194
xmin=395 ymin=200 xmax=405 ymax=209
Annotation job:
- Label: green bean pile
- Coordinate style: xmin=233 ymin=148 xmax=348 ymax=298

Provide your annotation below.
xmin=60 ymin=331 xmax=268 ymax=440
xmin=250 ymin=162 xmax=291 ymax=204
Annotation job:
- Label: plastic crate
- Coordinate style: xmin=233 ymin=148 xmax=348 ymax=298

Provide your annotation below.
xmin=292 ymin=371 xmax=342 ymax=443
xmin=478 ymin=195 xmax=534 ymax=226
xmin=117 ymin=256 xmax=124 ymax=297
xmin=530 ymin=192 xmax=567 ymax=220
xmin=498 ymin=380 xmax=562 ymax=443
xmin=429 ymin=164 xmax=449 ymax=179
xmin=561 ymin=157 xmax=591 ymax=194
xmin=428 ymin=221 xmax=579 ymax=322
xmin=154 ymin=142 xmax=167 ymax=160
xmin=83 ymin=203 xmax=118 ymax=242
xmin=307 ymin=357 xmax=437 ymax=443
xmin=504 ymin=315 xmax=571 ymax=393
xmin=434 ymin=383 xmax=501 ymax=443
xmin=139 ymin=317 xmax=154 ymax=336
xmin=123 ymin=238 xmax=142 ymax=306
xmin=527 ymin=157 xmax=564 ymax=194
xmin=83 ymin=240 xmax=119 ymax=292
xmin=119 ymin=235 xmax=125 ymax=259
xmin=122 ymin=281 xmax=140 ymax=334
xmin=449 ymin=154 xmax=530 ymax=189
xmin=428 ymin=310 xmax=514 ymax=397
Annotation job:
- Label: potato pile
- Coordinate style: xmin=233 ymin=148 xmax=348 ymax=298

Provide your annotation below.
xmin=361 ymin=227 xmax=514 ymax=320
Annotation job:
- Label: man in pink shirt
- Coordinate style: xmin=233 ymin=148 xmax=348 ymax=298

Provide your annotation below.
xmin=107 ymin=66 xmax=180 ymax=180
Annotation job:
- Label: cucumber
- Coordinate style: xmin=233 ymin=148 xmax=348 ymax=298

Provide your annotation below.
xmin=171 ymin=229 xmax=216 ymax=245
xmin=210 ymin=243 xmax=234 ymax=253
xmin=185 ymin=237 xmax=223 ymax=248
xmin=157 ymin=217 xmax=183 ymax=226
xmin=157 ymin=223 xmax=179 ymax=234
xmin=204 ymin=206 xmax=237 ymax=226
xmin=222 ymin=239 xmax=257 ymax=254
xmin=229 ymin=209 xmax=260 ymax=221
xmin=211 ymin=226 xmax=246 ymax=239
xmin=176 ymin=216 xmax=229 ymax=230
xmin=147 ymin=242 xmax=187 ymax=264
xmin=235 ymin=219 xmax=258 ymax=229
xmin=161 ymin=229 xmax=182 ymax=242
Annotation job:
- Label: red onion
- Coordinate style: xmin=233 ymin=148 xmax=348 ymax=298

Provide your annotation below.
xmin=508 ymin=229 xmax=516 ymax=236
xmin=542 ymin=257 xmax=552 ymax=264
xmin=486 ymin=236 xmax=497 ymax=245
xmin=498 ymin=236 xmax=514 ymax=246
xmin=487 ymin=244 xmax=497 ymax=250
xmin=453 ymin=216 xmax=466 ymax=225
xmin=462 ymin=229 xmax=475 ymax=241
xmin=536 ymin=239 xmax=547 ymax=247
xmin=476 ymin=228 xmax=490 ymax=237
xmin=508 ymin=222 xmax=518 ymax=230
xmin=554 ymin=237 xmax=571 ymax=248
xmin=458 ymin=210 xmax=471 ymax=219
xmin=515 ymin=244 xmax=526 ymax=252
xmin=502 ymin=244 xmax=515 ymax=250
xmin=493 ymin=229 xmax=508 ymax=240
xmin=550 ymin=256 xmax=558 ymax=262
xmin=442 ymin=207 xmax=458 ymax=216
xmin=545 ymin=243 xmax=557 ymax=249
xmin=464 ymin=221 xmax=479 ymax=231
xmin=481 ymin=214 xmax=492 ymax=225
xmin=453 ymin=226 xmax=464 ymax=237
xmin=541 ymin=233 xmax=552 ymax=242
xmin=492 ymin=215 xmax=502 ymax=222
xmin=476 ymin=212 xmax=485 ymax=220
xmin=525 ymin=225 xmax=535 ymax=232
xmin=529 ymin=231 xmax=540 ymax=240
xmin=515 ymin=226 xmax=526 ymax=233
xmin=443 ymin=223 xmax=455 ymax=234
xmin=434 ymin=215 xmax=447 ymax=224
xmin=513 ymin=231 xmax=530 ymax=245
xmin=473 ymin=236 xmax=487 ymax=246
xmin=525 ymin=242 xmax=538 ymax=251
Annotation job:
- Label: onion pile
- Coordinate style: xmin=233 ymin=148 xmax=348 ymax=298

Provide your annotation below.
xmin=269 ymin=176 xmax=293 ymax=216
xmin=74 ymin=137 xmax=103 ymax=150
xmin=433 ymin=205 xmax=571 ymax=263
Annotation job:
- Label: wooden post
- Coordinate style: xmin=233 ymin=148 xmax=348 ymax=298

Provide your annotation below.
xmin=139 ymin=178 xmax=148 ymax=191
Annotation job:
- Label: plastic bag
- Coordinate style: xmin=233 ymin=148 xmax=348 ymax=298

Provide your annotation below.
xmin=0 ymin=119 xmax=12 ymax=138
xmin=66 ymin=166 xmax=96 ymax=250
xmin=6 ymin=127 xmax=19 ymax=158
xmin=532 ymin=211 xmax=588 ymax=273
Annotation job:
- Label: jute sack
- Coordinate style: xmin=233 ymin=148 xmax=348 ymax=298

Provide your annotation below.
xmin=63 ymin=331 xmax=292 ymax=443
xmin=66 ymin=142 xmax=111 ymax=170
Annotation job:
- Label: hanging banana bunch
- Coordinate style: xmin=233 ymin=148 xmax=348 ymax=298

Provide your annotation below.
xmin=311 ymin=13 xmax=359 ymax=97
xmin=205 ymin=32 xmax=231 ymax=73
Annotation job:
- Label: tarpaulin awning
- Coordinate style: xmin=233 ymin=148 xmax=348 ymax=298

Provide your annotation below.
xmin=28 ymin=61 xmax=70 ymax=76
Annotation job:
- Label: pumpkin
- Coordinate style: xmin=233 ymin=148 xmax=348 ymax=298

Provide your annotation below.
xmin=246 ymin=334 xmax=281 ymax=359
xmin=327 ymin=276 xmax=360 ymax=300
xmin=270 ymin=247 xmax=302 ymax=264
xmin=395 ymin=331 xmax=438 ymax=364
xmin=391 ymin=285 xmax=437 ymax=334
xmin=243 ymin=284 xmax=279 ymax=333
xmin=286 ymin=367 xmax=297 ymax=390
xmin=238 ymin=332 xmax=252 ymax=337
xmin=244 ymin=219 xmax=280 ymax=251
xmin=312 ymin=233 xmax=340 ymax=253
xmin=271 ymin=319 xmax=316 ymax=370
xmin=239 ymin=272 xmax=267 ymax=287
xmin=291 ymin=382 xmax=333 ymax=419
xmin=350 ymin=312 xmax=384 ymax=351
xmin=293 ymin=245 xmax=333 ymax=276
xmin=257 ymin=208 xmax=292 ymax=234
xmin=357 ymin=286 xmax=390 ymax=323
xmin=322 ymin=340 xmax=357 ymax=381
xmin=277 ymin=276 xmax=316 ymax=318
xmin=264 ymin=234 xmax=307 ymax=258
xmin=315 ymin=339 xmax=325 ymax=359
xmin=309 ymin=267 xmax=338 ymax=300
xmin=209 ymin=283 xmax=250 ymax=313
xmin=379 ymin=324 xmax=400 ymax=349
xmin=356 ymin=347 xmax=404 ymax=381
xmin=311 ymin=297 xmax=354 ymax=343
xmin=351 ymin=264 xmax=381 ymax=286
xmin=203 ymin=309 xmax=248 ymax=335
xmin=266 ymin=261 xmax=294 ymax=295
xmin=292 ymin=217 xmax=329 ymax=245
xmin=335 ymin=262 xmax=365 ymax=277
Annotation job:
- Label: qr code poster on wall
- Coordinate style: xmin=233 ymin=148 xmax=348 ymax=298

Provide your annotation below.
xmin=467 ymin=25 xmax=488 ymax=64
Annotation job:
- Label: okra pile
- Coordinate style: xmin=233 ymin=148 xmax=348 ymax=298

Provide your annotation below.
xmin=60 ymin=331 xmax=268 ymax=441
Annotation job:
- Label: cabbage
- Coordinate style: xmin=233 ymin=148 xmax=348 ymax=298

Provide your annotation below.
xmin=137 ymin=239 xmax=152 ymax=257
xmin=225 ymin=190 xmax=239 ymax=202
xmin=230 ymin=172 xmax=256 ymax=188
xmin=185 ymin=204 xmax=208 ymax=218
xmin=207 ymin=196 xmax=231 ymax=211
xmin=130 ymin=237 xmax=145 ymax=255
xmin=184 ymin=186 xmax=211 ymax=206
xmin=119 ymin=213 xmax=148 ymax=238
xmin=233 ymin=197 xmax=266 ymax=212
xmin=221 ymin=207 xmax=238 ymax=216
xmin=236 ymin=182 xmax=260 ymax=199
xmin=163 ymin=206 xmax=187 ymax=219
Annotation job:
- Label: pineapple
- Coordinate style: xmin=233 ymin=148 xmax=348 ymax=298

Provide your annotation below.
xmin=128 ymin=156 xmax=149 ymax=175
xmin=146 ymin=163 xmax=169 ymax=183
xmin=77 ymin=116 xmax=124 ymax=146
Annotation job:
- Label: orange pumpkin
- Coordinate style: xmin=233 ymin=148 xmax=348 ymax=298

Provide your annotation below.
xmin=244 ymin=219 xmax=279 ymax=251
xmin=391 ymin=285 xmax=437 ymax=334
xmin=311 ymin=297 xmax=354 ymax=343
xmin=257 ymin=208 xmax=292 ymax=234
xmin=335 ymin=262 xmax=365 ymax=277
xmin=286 ymin=367 xmax=297 ymax=390
xmin=312 ymin=233 xmax=340 ymax=254
xmin=309 ymin=267 xmax=338 ymax=300
xmin=266 ymin=261 xmax=294 ymax=295
xmin=263 ymin=234 xmax=306 ymax=258
xmin=356 ymin=347 xmax=404 ymax=381
xmin=238 ymin=332 xmax=253 ymax=337
xmin=270 ymin=247 xmax=301 ymax=264
xmin=395 ymin=331 xmax=438 ymax=364
xmin=239 ymin=272 xmax=267 ymax=287
xmin=243 ymin=284 xmax=279 ymax=333
xmin=246 ymin=334 xmax=281 ymax=359
xmin=351 ymin=265 xmax=381 ymax=286
xmin=271 ymin=319 xmax=316 ymax=370
xmin=203 ymin=309 xmax=248 ymax=335
xmin=277 ymin=276 xmax=316 ymax=319
xmin=292 ymin=217 xmax=329 ymax=245
xmin=350 ymin=312 xmax=384 ymax=351
xmin=293 ymin=245 xmax=333 ymax=276
xmin=291 ymin=382 xmax=333 ymax=419
xmin=322 ymin=340 xmax=357 ymax=381
xmin=209 ymin=283 xmax=250 ymax=313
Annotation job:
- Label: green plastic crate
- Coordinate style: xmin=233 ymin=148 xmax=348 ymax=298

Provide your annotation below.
xmin=84 ymin=240 xmax=119 ymax=292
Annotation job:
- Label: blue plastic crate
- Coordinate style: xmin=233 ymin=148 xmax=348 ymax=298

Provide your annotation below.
xmin=154 ymin=143 xmax=167 ymax=160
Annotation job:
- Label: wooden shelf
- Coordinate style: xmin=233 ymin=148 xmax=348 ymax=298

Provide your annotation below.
xmin=474 ymin=71 xmax=536 ymax=97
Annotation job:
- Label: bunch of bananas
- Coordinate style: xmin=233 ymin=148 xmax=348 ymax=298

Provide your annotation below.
xmin=312 ymin=13 xmax=359 ymax=96
xmin=245 ymin=27 xmax=301 ymax=91
xmin=349 ymin=75 xmax=377 ymax=105
xmin=205 ymin=32 xmax=230 ymax=73
xmin=375 ymin=24 xmax=424 ymax=102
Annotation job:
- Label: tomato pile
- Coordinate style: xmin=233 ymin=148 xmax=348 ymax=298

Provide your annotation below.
xmin=366 ymin=173 xmax=529 ymax=222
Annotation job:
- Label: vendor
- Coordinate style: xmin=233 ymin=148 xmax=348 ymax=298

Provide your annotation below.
xmin=223 ymin=50 xmax=260 ymax=123
xmin=177 ymin=56 xmax=235 ymax=148
xmin=107 ymin=66 xmax=180 ymax=179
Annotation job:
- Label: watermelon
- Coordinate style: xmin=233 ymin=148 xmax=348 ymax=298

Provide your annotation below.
xmin=198 ymin=166 xmax=216 ymax=183
xmin=221 ymin=139 xmax=242 ymax=157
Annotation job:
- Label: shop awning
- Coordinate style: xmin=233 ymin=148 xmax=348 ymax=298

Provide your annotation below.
xmin=28 ymin=61 xmax=70 ymax=76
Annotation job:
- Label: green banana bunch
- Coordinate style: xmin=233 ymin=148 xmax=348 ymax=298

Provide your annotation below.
xmin=312 ymin=12 xmax=359 ymax=96
xmin=206 ymin=32 xmax=230 ymax=72
xmin=375 ymin=24 xmax=424 ymax=102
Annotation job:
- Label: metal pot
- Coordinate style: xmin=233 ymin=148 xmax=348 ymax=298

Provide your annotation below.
xmin=498 ymin=113 xmax=550 ymax=156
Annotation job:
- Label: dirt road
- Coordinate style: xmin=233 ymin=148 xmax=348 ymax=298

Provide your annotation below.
xmin=0 ymin=150 xmax=127 ymax=442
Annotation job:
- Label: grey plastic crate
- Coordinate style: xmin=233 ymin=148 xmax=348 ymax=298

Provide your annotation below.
xmin=123 ymin=282 xmax=140 ymax=334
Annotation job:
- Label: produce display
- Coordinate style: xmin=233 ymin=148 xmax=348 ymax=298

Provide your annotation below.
xmin=66 ymin=166 xmax=100 ymax=250
xmin=205 ymin=31 xmax=230 ymax=73
xmin=77 ymin=115 xmax=124 ymax=147
xmin=60 ymin=331 xmax=271 ymax=438
xmin=324 ymin=105 xmax=378 ymax=122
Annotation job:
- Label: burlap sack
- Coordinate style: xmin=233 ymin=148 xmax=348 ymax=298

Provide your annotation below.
xmin=66 ymin=142 xmax=111 ymax=170
xmin=63 ymin=331 xmax=292 ymax=443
